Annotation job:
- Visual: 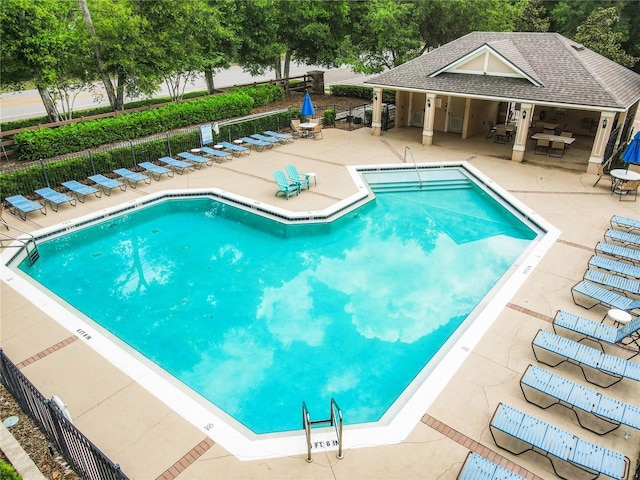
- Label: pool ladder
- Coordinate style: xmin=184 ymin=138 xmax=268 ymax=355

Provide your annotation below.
xmin=0 ymin=225 xmax=40 ymax=266
xmin=403 ymin=146 xmax=423 ymax=189
xmin=302 ymin=398 xmax=343 ymax=463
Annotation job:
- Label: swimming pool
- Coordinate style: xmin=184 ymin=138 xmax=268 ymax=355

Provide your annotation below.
xmin=2 ymin=163 xmax=556 ymax=459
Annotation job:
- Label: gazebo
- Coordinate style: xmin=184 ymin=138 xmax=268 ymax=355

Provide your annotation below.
xmin=365 ymin=32 xmax=640 ymax=173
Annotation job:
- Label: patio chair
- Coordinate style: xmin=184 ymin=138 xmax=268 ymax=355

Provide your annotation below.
xmin=158 ymin=156 xmax=194 ymax=175
xmin=456 ymin=451 xmax=524 ymax=480
xmin=485 ymin=121 xmax=496 ymax=139
xmin=490 ymin=403 xmax=629 ymax=480
xmin=88 ymin=174 xmax=127 ymax=196
xmin=113 ymin=168 xmax=151 ymax=189
xmin=571 ymin=280 xmax=640 ymax=313
xmin=604 ymin=229 xmax=640 ymax=249
xmin=534 ymin=137 xmax=549 ymax=155
xmin=548 ymin=140 xmax=565 ymax=158
xmin=285 ymin=165 xmax=311 ymax=191
xmin=589 ymin=255 xmax=640 ymax=280
xmin=493 ymin=126 xmax=508 ymax=144
xmin=218 ymin=141 xmax=250 ymax=156
xmin=62 ymin=180 xmax=102 ymax=202
xmin=610 ymin=215 xmax=640 ymax=234
xmin=308 ymin=123 xmax=323 ymax=140
xmin=612 ymin=180 xmax=639 ymax=201
xmin=264 ymin=130 xmax=294 ymax=143
xmin=520 ymin=364 xmax=640 ymax=435
xmin=552 ymin=309 xmax=640 ymax=356
xmin=138 ymin=162 xmax=174 ymax=181
xmin=290 ymin=119 xmax=304 ymax=138
xmin=531 ymin=328 xmax=640 ymax=388
xmin=238 ymin=137 xmax=272 ymax=151
xmin=177 ymin=151 xmax=214 ymax=168
xmin=198 ymin=147 xmax=232 ymax=163
xmin=583 ymin=269 xmax=640 ymax=296
xmin=4 ymin=195 xmax=46 ymax=221
xmin=273 ymin=170 xmax=300 ymax=199
xmin=593 ymin=161 xmax=612 ymax=187
xmin=595 ymin=241 xmax=640 ymax=264
xmin=35 ymin=187 xmax=76 ymax=212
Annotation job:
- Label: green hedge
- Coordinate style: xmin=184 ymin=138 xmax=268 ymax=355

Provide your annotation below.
xmin=13 ymin=85 xmax=284 ymax=162
xmin=329 ymin=85 xmax=396 ymax=104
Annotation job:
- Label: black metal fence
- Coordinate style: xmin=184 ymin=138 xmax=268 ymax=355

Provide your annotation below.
xmin=0 ymin=349 xmax=128 ymax=480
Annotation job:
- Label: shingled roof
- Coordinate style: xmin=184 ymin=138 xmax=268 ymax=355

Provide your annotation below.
xmin=367 ymin=32 xmax=640 ymax=110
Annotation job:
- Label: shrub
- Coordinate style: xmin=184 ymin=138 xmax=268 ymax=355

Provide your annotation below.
xmin=323 ymin=109 xmax=336 ymax=126
xmin=12 ymin=86 xmax=286 ymax=162
xmin=0 ymin=461 xmax=20 ymax=480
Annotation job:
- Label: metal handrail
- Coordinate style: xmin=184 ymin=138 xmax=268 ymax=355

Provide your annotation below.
xmin=330 ymin=398 xmax=343 ymax=460
xmin=0 ymin=225 xmax=40 ymax=265
xmin=302 ymin=399 xmax=344 ymax=462
xmin=404 ymin=146 xmax=422 ymax=189
xmin=302 ymin=402 xmax=313 ymax=463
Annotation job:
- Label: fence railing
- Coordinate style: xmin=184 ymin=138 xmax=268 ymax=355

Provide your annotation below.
xmin=0 ymin=349 xmax=128 ymax=480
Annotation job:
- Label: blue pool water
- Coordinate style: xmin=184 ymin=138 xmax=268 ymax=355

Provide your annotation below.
xmin=19 ymin=183 xmax=537 ymax=434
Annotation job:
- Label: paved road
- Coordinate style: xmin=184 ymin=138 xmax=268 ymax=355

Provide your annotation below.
xmin=0 ymin=65 xmax=367 ymax=122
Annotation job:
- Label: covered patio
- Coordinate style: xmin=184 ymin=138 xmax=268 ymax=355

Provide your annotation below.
xmin=365 ymin=32 xmax=640 ymax=174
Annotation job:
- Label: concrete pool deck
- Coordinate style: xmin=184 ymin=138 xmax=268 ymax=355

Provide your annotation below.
xmin=1 ymin=126 xmax=639 ymax=479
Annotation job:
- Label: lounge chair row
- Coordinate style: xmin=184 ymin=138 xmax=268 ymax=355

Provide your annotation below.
xmin=273 ymin=165 xmax=313 ymax=200
xmin=570 ymin=215 xmax=640 ymax=314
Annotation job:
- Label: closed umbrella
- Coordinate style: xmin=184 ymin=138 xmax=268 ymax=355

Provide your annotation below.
xmin=300 ymin=92 xmax=315 ymax=117
xmin=621 ymin=131 xmax=640 ymax=169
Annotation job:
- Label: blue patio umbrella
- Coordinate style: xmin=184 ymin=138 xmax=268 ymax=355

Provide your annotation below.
xmin=300 ymin=92 xmax=315 ymax=117
xmin=621 ymin=131 xmax=640 ymax=169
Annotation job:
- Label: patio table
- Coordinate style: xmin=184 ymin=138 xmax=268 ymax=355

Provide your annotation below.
xmin=531 ymin=133 xmax=576 ymax=145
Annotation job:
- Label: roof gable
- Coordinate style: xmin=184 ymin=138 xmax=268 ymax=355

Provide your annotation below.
xmin=431 ymin=43 xmax=542 ymax=87
xmin=367 ymin=32 xmax=640 ymax=109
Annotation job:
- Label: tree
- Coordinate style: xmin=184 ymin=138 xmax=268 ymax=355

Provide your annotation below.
xmin=414 ymin=0 xmax=522 ymax=53
xmin=345 ymin=0 xmax=422 ymax=73
xmin=574 ymin=6 xmax=637 ymax=67
xmin=0 ymin=0 xmax=94 ymax=122
xmin=234 ymin=0 xmax=349 ymax=81
xmin=514 ymin=0 xmax=550 ymax=32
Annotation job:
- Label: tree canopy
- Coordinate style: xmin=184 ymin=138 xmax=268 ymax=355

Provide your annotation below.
xmin=1 ymin=0 xmax=638 ymax=119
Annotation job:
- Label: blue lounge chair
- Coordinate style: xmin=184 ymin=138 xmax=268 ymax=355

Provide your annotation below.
xmin=285 ymin=164 xmax=311 ymax=191
xmin=251 ymin=133 xmax=281 ymax=146
xmin=239 ymin=137 xmax=272 ymax=151
xmin=584 ymin=269 xmax=640 ymax=295
xmin=273 ymin=170 xmax=300 ymax=199
xmin=177 ymin=151 xmax=214 ymax=168
xmin=604 ymin=229 xmax=640 ymax=249
xmin=531 ymin=329 xmax=640 ymax=387
xmin=4 ymin=195 xmax=46 ymax=220
xmin=589 ymin=255 xmax=640 ymax=280
xmin=62 ymin=180 xmax=102 ymax=202
xmin=113 ymin=168 xmax=151 ymax=189
xmin=595 ymin=241 xmax=640 ymax=264
xmin=35 ymin=187 xmax=76 ymax=211
xmin=218 ymin=141 xmax=250 ymax=156
xmin=158 ymin=156 xmax=194 ymax=175
xmin=520 ymin=364 xmax=640 ymax=435
xmin=89 ymin=174 xmax=127 ymax=196
xmin=611 ymin=215 xmax=640 ymax=233
xmin=199 ymin=147 xmax=232 ymax=163
xmin=457 ymin=452 xmax=525 ymax=480
xmin=489 ymin=403 xmax=630 ymax=480
xmin=571 ymin=280 xmax=640 ymax=313
xmin=553 ymin=310 xmax=640 ymax=356
xmin=264 ymin=130 xmax=294 ymax=143
xmin=138 ymin=162 xmax=174 ymax=181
